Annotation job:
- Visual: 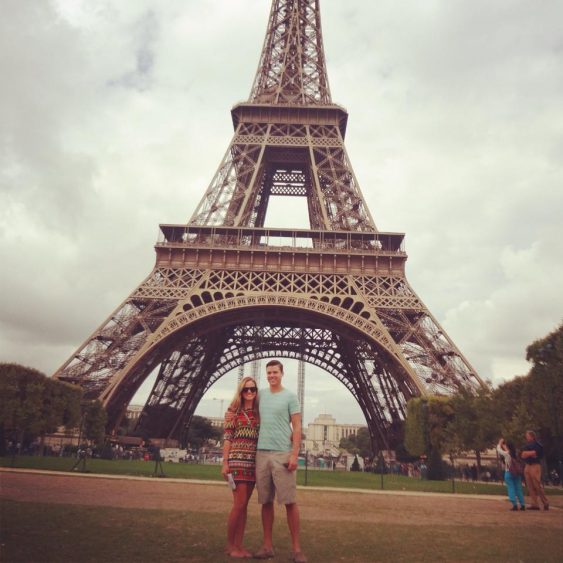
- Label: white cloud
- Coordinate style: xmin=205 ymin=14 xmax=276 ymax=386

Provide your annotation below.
xmin=442 ymin=239 xmax=563 ymax=379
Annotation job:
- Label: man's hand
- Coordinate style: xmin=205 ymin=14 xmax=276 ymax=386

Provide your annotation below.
xmin=287 ymin=454 xmax=298 ymax=472
xmin=288 ymin=412 xmax=301 ymax=472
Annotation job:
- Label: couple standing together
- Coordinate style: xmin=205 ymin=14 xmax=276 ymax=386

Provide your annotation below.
xmin=497 ymin=430 xmax=550 ymax=511
xmin=221 ymin=360 xmax=307 ymax=562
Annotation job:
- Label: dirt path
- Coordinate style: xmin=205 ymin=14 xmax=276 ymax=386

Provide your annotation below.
xmin=1 ymin=470 xmax=562 ymax=530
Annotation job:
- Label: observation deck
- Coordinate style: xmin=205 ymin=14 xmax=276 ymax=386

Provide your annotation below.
xmin=231 ymin=102 xmax=349 ymax=137
xmin=155 ymin=225 xmax=407 ymax=276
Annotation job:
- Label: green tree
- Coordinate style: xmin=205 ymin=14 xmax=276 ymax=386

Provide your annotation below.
xmin=355 ymin=427 xmax=374 ymax=459
xmin=500 ymin=402 xmax=535 ymax=446
xmin=426 ymin=396 xmax=454 ymax=479
xmin=525 ymin=323 xmax=563 ymax=464
xmin=339 ymin=435 xmax=358 ymax=454
xmin=444 ymin=387 xmax=498 ymax=471
xmin=185 ymin=415 xmax=221 ymax=449
xmin=0 ymin=363 xmax=82 ymax=453
xmin=489 ymin=377 xmax=531 ymax=458
xmin=490 ymin=376 xmax=530 ymax=446
xmin=82 ymin=401 xmax=108 ymax=447
xmin=405 ymin=397 xmax=454 ymax=453
xmin=488 ymin=324 xmax=563 ymax=466
xmin=426 ymin=396 xmax=455 ymax=451
xmin=404 ymin=398 xmax=426 ymax=457
xmin=339 ymin=427 xmax=372 ymax=458
xmin=404 ymin=396 xmax=454 ymax=480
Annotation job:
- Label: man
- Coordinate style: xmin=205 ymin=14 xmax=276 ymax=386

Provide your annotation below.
xmin=521 ymin=430 xmax=549 ymax=510
xmin=253 ymin=359 xmax=306 ymax=563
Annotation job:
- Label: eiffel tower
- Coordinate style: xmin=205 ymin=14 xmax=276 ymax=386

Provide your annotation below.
xmin=54 ymin=0 xmax=485 ymax=450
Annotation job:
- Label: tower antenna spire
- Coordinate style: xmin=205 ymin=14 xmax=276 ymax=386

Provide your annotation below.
xmin=250 ymin=0 xmax=332 ymax=105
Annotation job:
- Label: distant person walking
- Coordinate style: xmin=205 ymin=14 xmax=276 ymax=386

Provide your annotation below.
xmin=496 ymin=438 xmax=525 ymax=511
xmin=521 ymin=430 xmax=549 ymax=510
xmin=222 ymin=376 xmax=260 ymax=558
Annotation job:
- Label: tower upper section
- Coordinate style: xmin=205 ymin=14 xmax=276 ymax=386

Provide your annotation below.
xmin=250 ymin=0 xmax=332 ymax=105
xmin=187 ymin=0 xmax=376 ymax=232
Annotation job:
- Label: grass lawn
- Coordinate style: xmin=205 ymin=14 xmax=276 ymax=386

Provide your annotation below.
xmin=2 ymin=455 xmax=562 ymax=496
xmin=2 ymin=499 xmax=562 ymax=563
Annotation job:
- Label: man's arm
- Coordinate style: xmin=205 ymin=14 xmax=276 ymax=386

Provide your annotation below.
xmin=288 ymin=412 xmax=301 ymax=471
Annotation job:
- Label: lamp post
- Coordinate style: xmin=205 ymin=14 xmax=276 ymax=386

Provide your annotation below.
xmin=71 ymin=400 xmax=89 ymax=473
xmin=212 ymin=398 xmax=225 ymax=418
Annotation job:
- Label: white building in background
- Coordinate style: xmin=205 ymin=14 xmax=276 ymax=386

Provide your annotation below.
xmin=126 ymin=404 xmax=143 ymax=421
xmin=303 ymin=414 xmax=365 ymax=454
xmin=207 ymin=416 xmax=225 ymax=429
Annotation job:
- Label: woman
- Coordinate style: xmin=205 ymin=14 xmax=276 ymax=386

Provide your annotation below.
xmin=497 ymin=438 xmax=525 ymax=511
xmin=222 ymin=377 xmax=260 ymax=558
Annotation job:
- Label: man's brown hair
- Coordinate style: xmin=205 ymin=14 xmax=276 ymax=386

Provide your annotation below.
xmin=266 ymin=359 xmax=284 ymax=373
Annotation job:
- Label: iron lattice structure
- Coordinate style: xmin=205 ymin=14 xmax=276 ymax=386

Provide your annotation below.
xmin=54 ymin=0 xmax=485 ymax=451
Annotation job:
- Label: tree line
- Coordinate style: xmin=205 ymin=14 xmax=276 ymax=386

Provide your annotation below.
xmin=0 ymin=363 xmax=106 ymax=455
xmin=0 ymin=362 xmax=221 ymax=455
xmin=404 ymin=323 xmax=563 ymax=479
xmin=2 ymin=323 xmax=560 ymax=468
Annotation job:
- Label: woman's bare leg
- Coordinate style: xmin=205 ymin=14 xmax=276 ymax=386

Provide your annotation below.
xmin=227 ymin=482 xmax=254 ymax=557
xmin=234 ymin=483 xmax=255 ymax=556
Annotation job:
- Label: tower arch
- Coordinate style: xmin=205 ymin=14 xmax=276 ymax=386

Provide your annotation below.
xmin=103 ymin=302 xmax=422 ymax=451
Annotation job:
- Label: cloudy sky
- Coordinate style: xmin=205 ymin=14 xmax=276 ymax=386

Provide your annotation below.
xmin=1 ymin=0 xmax=562 ymax=425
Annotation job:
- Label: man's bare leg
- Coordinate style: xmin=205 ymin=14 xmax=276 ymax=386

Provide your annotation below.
xmin=285 ymin=503 xmax=301 ymax=553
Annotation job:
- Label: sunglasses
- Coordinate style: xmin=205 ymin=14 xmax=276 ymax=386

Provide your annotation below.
xmin=242 ymin=386 xmax=257 ymax=393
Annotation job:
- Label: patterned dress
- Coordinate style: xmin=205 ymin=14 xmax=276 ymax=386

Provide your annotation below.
xmin=223 ymin=408 xmax=260 ymax=483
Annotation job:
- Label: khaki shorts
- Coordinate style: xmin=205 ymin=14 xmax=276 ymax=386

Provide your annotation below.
xmin=255 ymin=450 xmax=297 ymax=505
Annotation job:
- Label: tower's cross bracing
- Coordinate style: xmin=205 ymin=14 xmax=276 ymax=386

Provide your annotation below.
xmin=53 ymin=0 xmax=485 ymax=452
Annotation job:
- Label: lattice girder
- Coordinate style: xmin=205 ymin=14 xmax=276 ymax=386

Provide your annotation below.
xmin=83 ymin=253 xmax=480 ymax=404
xmin=119 ymin=319 xmax=411 ymax=451
xmin=251 ymin=0 xmax=331 ymax=105
xmin=189 ymin=117 xmax=375 ymax=231
xmin=99 ymin=291 xmax=423 ymax=412
xmin=376 ymin=307 xmax=481 ymax=395
xmin=56 ymin=254 xmax=482 ymax=443
xmin=55 ymin=297 xmax=176 ymax=398
xmin=53 ymin=0 xmax=486 ymax=451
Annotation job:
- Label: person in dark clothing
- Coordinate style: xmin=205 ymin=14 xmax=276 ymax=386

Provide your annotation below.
xmin=521 ymin=430 xmax=549 ymax=510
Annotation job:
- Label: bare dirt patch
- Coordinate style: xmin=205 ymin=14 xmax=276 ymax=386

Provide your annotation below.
xmin=2 ymin=471 xmax=562 ymax=531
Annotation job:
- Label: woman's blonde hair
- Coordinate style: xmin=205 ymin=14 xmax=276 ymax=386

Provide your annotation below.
xmin=227 ymin=376 xmax=259 ymax=415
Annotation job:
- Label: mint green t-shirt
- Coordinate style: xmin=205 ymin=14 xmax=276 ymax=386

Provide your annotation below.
xmin=257 ymin=388 xmax=301 ymax=451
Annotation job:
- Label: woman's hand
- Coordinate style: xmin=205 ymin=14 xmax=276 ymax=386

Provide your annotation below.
xmin=221 ymin=460 xmax=230 ymax=480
